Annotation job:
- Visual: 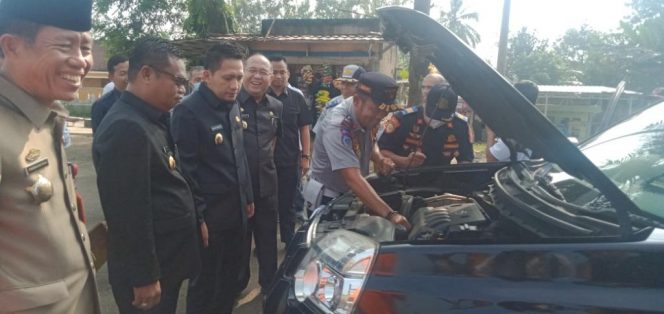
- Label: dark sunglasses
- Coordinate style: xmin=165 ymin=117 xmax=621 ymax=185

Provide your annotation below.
xmin=150 ymin=66 xmax=189 ymax=87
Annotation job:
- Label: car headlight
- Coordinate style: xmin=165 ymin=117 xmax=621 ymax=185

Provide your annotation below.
xmin=294 ymin=230 xmax=377 ymax=313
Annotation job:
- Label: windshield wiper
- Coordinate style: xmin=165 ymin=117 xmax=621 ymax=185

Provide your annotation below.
xmin=588 ymin=195 xmax=664 ymax=229
xmin=503 ymin=166 xmax=622 ymax=235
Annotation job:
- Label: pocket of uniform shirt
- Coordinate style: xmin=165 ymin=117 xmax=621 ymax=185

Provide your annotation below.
xmin=0 ymin=280 xmax=69 ymax=312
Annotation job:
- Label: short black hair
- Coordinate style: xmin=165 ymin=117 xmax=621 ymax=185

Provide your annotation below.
xmin=128 ymin=37 xmax=183 ymax=82
xmin=204 ymin=41 xmax=246 ymax=73
xmin=268 ymin=55 xmax=287 ymax=64
xmin=514 ymin=80 xmax=539 ymax=103
xmin=189 ymin=65 xmax=204 ymax=73
xmin=0 ymin=18 xmax=42 ymax=58
xmin=107 ymin=55 xmax=128 ymax=74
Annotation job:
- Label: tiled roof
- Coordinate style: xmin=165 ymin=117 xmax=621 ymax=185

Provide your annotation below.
xmin=197 ymin=33 xmax=383 ymax=42
xmin=173 ymin=33 xmax=386 ymax=57
xmin=539 ymin=85 xmax=641 ymax=95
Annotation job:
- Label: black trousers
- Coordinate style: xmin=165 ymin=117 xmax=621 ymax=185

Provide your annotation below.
xmin=111 ymin=278 xmax=183 ymax=314
xmin=277 ymin=165 xmax=299 ymax=244
xmin=240 ymin=194 xmax=278 ymax=292
xmin=186 ymin=226 xmax=245 ymax=314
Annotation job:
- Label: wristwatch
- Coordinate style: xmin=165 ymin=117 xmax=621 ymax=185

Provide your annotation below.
xmin=301 ymin=154 xmax=310 ymax=159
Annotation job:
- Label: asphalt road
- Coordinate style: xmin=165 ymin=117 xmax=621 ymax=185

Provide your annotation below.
xmin=67 ymin=134 xmax=274 ymax=313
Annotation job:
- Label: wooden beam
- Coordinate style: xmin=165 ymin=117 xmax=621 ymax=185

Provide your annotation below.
xmin=283 ymin=56 xmax=374 ymax=65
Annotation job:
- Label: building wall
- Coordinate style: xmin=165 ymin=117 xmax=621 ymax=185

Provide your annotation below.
xmin=536 ymin=91 xmax=648 ymax=140
xmin=78 ymin=71 xmax=109 ymax=103
xmin=378 ymin=45 xmax=399 ymax=77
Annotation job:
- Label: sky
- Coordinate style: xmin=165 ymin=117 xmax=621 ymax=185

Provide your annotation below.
xmin=431 ymin=0 xmax=633 ymax=64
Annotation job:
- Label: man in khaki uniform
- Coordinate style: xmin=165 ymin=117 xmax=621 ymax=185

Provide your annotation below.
xmin=0 ymin=0 xmax=100 ymax=313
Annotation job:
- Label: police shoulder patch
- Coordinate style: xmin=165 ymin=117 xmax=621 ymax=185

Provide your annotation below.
xmin=325 ymin=96 xmax=343 ymax=109
xmin=455 ymin=112 xmax=469 ymax=122
xmin=402 ymin=106 xmax=419 ymax=115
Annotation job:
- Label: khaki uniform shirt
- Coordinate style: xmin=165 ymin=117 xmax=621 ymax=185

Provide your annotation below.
xmin=0 ymin=75 xmax=99 ymax=313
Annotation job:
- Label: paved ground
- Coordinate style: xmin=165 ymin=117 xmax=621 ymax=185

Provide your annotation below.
xmin=67 ymin=133 xmax=278 ymax=313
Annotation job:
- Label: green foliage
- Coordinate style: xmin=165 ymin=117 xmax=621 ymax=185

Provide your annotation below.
xmin=506 ymin=28 xmax=566 ymax=84
xmin=619 ymin=0 xmax=664 ymax=92
xmin=439 ymin=0 xmax=480 ymax=47
xmin=313 ymin=0 xmax=410 ymax=19
xmin=228 ymin=0 xmax=315 ymax=33
xmin=64 ymin=104 xmax=91 ymax=118
xmin=185 ymin=0 xmax=236 ymax=37
xmin=504 ymin=0 xmax=664 ymax=93
xmin=554 ymin=26 xmax=625 ymax=86
xmin=93 ymin=0 xmax=188 ymax=55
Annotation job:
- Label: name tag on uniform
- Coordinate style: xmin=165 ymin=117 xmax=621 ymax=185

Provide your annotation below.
xmin=24 ymin=158 xmax=49 ymax=176
xmin=210 ymin=124 xmax=223 ymax=132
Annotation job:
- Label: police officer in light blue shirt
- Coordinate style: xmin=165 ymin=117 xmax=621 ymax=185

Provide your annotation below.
xmin=307 ymin=72 xmax=411 ymax=230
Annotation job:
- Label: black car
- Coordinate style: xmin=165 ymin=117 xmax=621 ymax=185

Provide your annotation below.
xmin=264 ymin=7 xmax=664 ymax=313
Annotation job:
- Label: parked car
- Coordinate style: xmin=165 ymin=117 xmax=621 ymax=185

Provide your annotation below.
xmin=265 ymin=7 xmax=664 ymax=314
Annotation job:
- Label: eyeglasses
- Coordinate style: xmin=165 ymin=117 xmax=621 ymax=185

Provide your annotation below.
xmin=150 ymin=66 xmax=189 ymax=87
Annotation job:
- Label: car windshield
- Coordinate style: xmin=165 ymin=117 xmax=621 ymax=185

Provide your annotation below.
xmin=579 ymin=102 xmax=664 ymax=219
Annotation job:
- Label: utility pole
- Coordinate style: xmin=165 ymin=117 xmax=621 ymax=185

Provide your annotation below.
xmin=486 ymin=0 xmax=511 ymax=159
xmin=407 ymin=0 xmax=431 ymax=106
xmin=496 ymin=0 xmax=511 ymax=75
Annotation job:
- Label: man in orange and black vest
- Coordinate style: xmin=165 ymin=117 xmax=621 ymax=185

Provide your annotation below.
xmin=378 ymin=84 xmax=473 ymax=168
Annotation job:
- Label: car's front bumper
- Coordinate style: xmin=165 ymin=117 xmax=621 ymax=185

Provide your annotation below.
xmin=264 ymin=220 xmax=317 ymax=313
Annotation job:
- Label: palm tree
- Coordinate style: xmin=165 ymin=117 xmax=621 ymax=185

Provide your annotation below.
xmin=439 ymin=0 xmax=481 ymax=47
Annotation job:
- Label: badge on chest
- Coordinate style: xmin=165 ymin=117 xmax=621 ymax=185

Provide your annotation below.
xmin=21 ymin=148 xmax=54 ymax=203
xmin=163 ymin=146 xmax=177 ymax=170
xmin=210 ymin=124 xmax=224 ymax=145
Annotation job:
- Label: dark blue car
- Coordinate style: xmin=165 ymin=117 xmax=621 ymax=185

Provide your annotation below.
xmin=265 ymin=7 xmax=664 ymax=313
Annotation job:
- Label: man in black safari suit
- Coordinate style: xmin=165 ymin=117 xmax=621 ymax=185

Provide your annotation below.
xmin=93 ymin=37 xmax=200 ymax=314
xmin=237 ymin=53 xmax=283 ymax=294
xmin=171 ymin=42 xmax=255 ymax=314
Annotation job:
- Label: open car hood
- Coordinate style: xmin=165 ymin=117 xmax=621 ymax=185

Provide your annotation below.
xmin=377 ymin=6 xmax=641 ymax=236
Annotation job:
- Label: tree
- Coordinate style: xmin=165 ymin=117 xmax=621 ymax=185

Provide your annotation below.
xmin=313 ymin=0 xmax=410 ymax=19
xmin=185 ymin=0 xmax=236 ymax=37
xmin=93 ymin=0 xmax=188 ymax=55
xmin=555 ymin=26 xmax=625 ymax=86
xmin=407 ymin=0 xmax=431 ymax=106
xmin=505 ymin=28 xmax=565 ymax=84
xmin=439 ymin=0 xmax=480 ymax=47
xmin=619 ymin=0 xmax=664 ymax=93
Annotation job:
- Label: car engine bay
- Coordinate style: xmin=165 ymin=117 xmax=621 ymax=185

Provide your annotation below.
xmin=310 ymin=164 xmax=654 ymax=244
xmin=313 ymin=187 xmax=506 ymax=243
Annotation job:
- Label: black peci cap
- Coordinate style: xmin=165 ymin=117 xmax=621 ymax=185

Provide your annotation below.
xmin=356 ymin=72 xmax=402 ymax=112
xmin=0 ymin=0 xmax=93 ymax=32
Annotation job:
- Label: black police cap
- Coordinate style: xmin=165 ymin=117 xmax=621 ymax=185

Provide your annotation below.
xmin=0 ymin=0 xmax=93 ymax=32
xmin=356 ymin=72 xmax=402 ymax=112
